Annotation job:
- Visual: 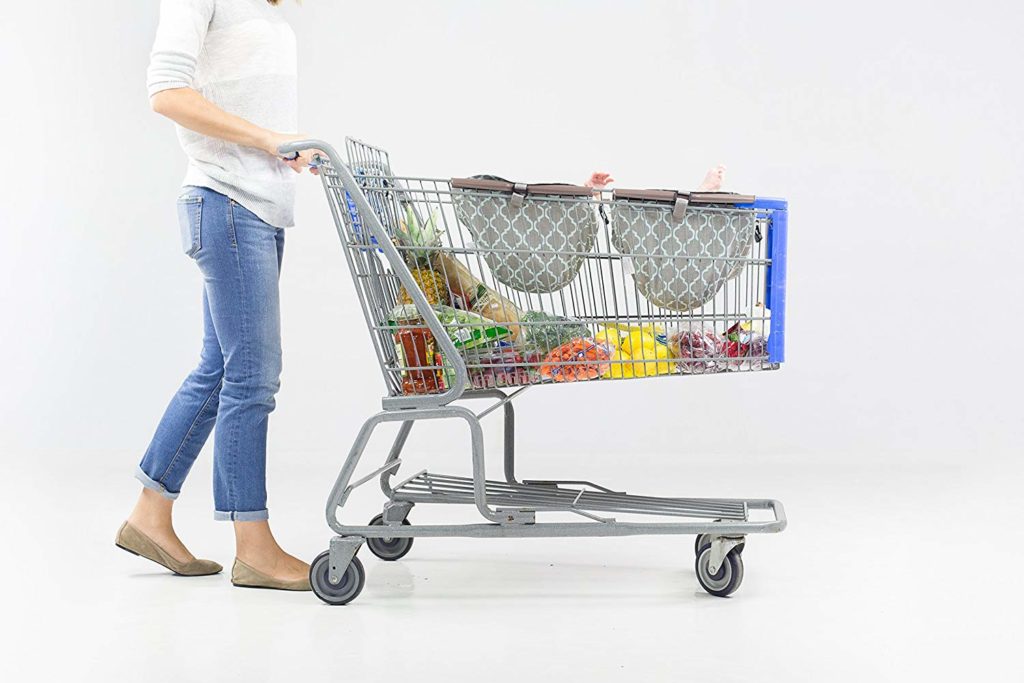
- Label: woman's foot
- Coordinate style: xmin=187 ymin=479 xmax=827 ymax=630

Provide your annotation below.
xmin=698 ymin=164 xmax=727 ymax=191
xmin=232 ymin=520 xmax=311 ymax=590
xmin=125 ymin=487 xmax=200 ymax=565
xmin=117 ymin=489 xmax=221 ymax=575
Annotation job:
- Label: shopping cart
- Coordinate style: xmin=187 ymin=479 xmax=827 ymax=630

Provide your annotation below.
xmin=281 ymin=137 xmax=789 ymax=604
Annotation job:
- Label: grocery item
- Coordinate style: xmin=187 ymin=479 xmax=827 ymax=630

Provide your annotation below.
xmin=431 ymin=251 xmax=523 ymax=339
xmin=471 ymin=286 xmax=522 ymax=340
xmin=598 ymin=324 xmax=673 ymax=378
xmin=400 ymin=266 xmax=450 ymax=306
xmin=667 ymin=322 xmax=725 ymax=374
xmin=724 ymin=322 xmax=768 ymax=369
xmin=431 ymin=252 xmax=481 ymax=309
xmin=395 ymin=326 xmax=442 ymax=395
xmin=520 ymin=311 xmax=591 ymax=354
xmin=395 ymin=204 xmax=450 ymax=306
xmin=389 ymin=303 xmax=512 ymax=350
xmin=463 ymin=346 xmax=543 ymax=389
xmin=539 ymin=338 xmax=611 ymax=383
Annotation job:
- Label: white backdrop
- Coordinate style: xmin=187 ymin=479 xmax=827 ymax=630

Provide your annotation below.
xmin=2 ymin=1 xmax=1020 ymax=462
xmin=3 ymin=2 xmax=1024 ymax=681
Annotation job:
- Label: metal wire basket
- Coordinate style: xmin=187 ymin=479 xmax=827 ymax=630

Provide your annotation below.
xmin=315 ymin=139 xmax=787 ymax=404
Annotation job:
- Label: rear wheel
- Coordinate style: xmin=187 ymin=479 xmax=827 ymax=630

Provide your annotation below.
xmin=366 ymin=513 xmax=414 ymax=561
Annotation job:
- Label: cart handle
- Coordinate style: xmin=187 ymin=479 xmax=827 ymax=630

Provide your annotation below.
xmin=278 ymin=139 xmax=469 ymax=408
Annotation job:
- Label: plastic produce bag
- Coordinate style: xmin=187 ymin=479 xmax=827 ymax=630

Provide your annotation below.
xmin=539 ymin=338 xmax=611 ymax=383
xmin=723 ymin=322 xmax=768 ymax=370
xmin=666 ymin=322 xmax=725 ymax=374
xmin=520 ymin=311 xmax=591 ymax=354
xmin=463 ymin=346 xmax=543 ymax=389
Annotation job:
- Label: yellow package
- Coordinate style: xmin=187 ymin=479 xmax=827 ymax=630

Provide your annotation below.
xmin=595 ymin=327 xmax=632 ymax=378
xmin=598 ymin=325 xmax=672 ymax=378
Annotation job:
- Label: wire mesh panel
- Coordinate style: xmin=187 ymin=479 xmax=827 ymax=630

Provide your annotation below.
xmin=316 ymin=139 xmax=782 ymax=399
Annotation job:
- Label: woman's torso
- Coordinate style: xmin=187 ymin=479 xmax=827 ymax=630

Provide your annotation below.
xmin=151 ymin=0 xmax=299 ymax=228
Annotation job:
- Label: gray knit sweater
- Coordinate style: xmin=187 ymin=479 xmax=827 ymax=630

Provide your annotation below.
xmin=147 ymin=0 xmax=298 ymax=228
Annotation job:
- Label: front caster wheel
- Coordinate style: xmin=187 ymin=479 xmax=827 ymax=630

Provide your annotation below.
xmin=310 ymin=551 xmax=365 ymax=605
xmin=695 ymin=545 xmax=744 ymax=598
xmin=366 ymin=513 xmax=414 ymax=561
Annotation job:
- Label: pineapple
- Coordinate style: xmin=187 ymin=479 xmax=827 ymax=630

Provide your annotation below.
xmin=401 ymin=267 xmax=449 ymax=306
xmin=395 ymin=204 xmax=450 ymax=306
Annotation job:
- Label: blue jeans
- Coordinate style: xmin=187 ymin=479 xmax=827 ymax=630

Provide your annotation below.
xmin=136 ymin=187 xmax=285 ymax=521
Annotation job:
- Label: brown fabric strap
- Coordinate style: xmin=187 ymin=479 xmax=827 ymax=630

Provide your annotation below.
xmin=612 ymin=188 xmax=756 ymax=205
xmin=451 ymin=177 xmax=593 ymax=198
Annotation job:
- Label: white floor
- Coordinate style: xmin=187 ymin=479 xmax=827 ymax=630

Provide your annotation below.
xmin=3 ymin=449 xmax=1020 ymax=682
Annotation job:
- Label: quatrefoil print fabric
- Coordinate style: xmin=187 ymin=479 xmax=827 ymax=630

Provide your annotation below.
xmin=611 ymin=204 xmax=755 ymax=312
xmin=452 ymin=191 xmax=596 ymax=294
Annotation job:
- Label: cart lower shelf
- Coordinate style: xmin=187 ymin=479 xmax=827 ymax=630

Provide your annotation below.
xmin=391 ymin=471 xmax=749 ymax=521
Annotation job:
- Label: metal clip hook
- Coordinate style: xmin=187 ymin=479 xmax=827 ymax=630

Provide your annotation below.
xmin=672 ymin=196 xmax=689 ymax=221
xmin=511 ymin=183 xmax=527 ymax=209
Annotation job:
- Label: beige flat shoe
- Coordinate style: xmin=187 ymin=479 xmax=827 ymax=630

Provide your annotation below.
xmin=115 ymin=521 xmax=222 ymax=576
xmin=231 ymin=558 xmax=311 ymax=591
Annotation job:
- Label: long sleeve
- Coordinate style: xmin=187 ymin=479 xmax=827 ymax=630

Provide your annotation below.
xmin=146 ymin=0 xmax=215 ymax=97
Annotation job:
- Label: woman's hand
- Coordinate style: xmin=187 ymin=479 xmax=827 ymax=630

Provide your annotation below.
xmin=584 ymin=172 xmax=614 ymax=190
xmin=150 ymin=89 xmax=323 ymax=175
xmin=260 ymin=131 xmax=324 ymax=175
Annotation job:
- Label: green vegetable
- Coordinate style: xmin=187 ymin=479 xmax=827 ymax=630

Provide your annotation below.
xmin=519 ymin=311 xmax=591 ymax=354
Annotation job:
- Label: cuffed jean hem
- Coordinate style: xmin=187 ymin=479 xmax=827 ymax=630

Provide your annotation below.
xmin=134 ymin=465 xmax=181 ymax=500
xmin=214 ymin=509 xmax=270 ymax=522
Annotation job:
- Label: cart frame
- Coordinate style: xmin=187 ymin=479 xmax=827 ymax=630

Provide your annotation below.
xmin=280 ymin=138 xmax=788 ymax=603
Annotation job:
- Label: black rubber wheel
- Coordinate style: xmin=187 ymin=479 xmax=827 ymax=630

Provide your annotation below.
xmin=310 ymin=551 xmax=365 ymax=605
xmin=694 ymin=534 xmax=709 ymax=556
xmin=695 ymin=545 xmax=744 ymax=598
xmin=366 ymin=513 xmax=414 ymax=562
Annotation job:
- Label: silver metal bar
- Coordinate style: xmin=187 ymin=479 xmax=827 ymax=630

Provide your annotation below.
xmin=388 ymin=468 xmax=429 ymax=496
xmin=567 ymin=509 xmax=616 ymax=523
xmin=475 ymin=386 xmax=530 ymax=421
xmin=522 ymin=479 xmax=622 ymax=494
xmin=335 ymin=509 xmax=786 ymax=539
xmin=392 ymin=472 xmax=749 ymax=520
xmin=413 ymin=472 xmax=749 ymax=513
xmin=344 ymin=459 xmax=402 ymax=496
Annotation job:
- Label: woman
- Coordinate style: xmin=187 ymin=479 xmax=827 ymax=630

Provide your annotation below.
xmin=116 ymin=0 xmax=319 ymax=591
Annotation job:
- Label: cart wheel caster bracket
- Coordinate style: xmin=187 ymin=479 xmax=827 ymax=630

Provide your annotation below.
xmin=695 ymin=536 xmax=745 ymax=598
xmin=695 ymin=533 xmax=745 ymax=557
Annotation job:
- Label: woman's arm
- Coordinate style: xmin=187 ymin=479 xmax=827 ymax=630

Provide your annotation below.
xmin=147 ymin=0 xmax=315 ymax=172
xmin=150 ymin=88 xmax=313 ymax=172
